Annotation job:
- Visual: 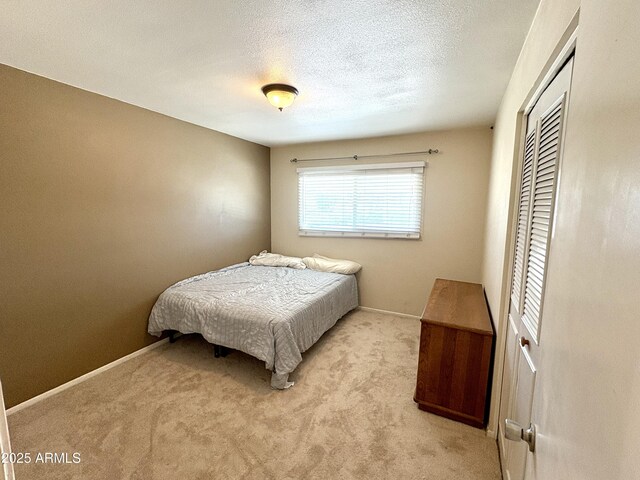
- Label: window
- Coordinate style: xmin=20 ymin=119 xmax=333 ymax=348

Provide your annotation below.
xmin=297 ymin=161 xmax=425 ymax=239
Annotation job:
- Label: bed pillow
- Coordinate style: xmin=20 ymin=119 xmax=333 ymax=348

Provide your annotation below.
xmin=302 ymin=254 xmax=362 ymax=274
xmin=249 ymin=250 xmax=306 ymax=269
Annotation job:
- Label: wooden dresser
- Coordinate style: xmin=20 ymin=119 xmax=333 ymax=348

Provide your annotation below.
xmin=414 ymin=278 xmax=494 ymax=428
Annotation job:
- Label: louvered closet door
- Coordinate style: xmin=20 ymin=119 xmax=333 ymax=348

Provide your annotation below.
xmin=499 ymin=55 xmax=574 ymax=480
xmin=511 ymin=130 xmax=536 ymax=313
xmin=521 ymin=97 xmax=566 ymax=341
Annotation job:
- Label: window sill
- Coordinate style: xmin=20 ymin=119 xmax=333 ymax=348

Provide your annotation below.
xmin=298 ymin=231 xmax=421 ymax=240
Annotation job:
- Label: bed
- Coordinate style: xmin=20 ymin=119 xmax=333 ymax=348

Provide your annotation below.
xmin=148 ymin=262 xmax=358 ymax=388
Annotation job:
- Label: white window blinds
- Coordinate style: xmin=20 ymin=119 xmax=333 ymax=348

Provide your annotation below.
xmin=297 ymin=162 xmax=425 ymax=238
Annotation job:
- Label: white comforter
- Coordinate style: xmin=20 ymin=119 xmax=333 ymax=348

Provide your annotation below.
xmin=148 ymin=262 xmax=358 ymax=388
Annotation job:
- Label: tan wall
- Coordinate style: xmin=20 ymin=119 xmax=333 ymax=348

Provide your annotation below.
xmin=0 ymin=65 xmax=271 ymax=408
xmin=271 ymin=128 xmax=492 ymax=316
xmin=484 ymin=0 xmax=640 ymax=477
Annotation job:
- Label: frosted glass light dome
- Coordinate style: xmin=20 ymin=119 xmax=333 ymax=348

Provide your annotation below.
xmin=261 ymin=84 xmax=299 ymax=111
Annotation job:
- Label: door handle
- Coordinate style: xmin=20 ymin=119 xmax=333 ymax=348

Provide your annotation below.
xmin=505 ymin=419 xmax=536 ymax=452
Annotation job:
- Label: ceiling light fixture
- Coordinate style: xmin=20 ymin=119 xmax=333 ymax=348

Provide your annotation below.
xmin=261 ymin=83 xmax=299 ymax=111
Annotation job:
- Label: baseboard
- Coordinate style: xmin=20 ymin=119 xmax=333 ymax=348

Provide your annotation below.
xmin=357 ymin=306 xmax=420 ymax=320
xmin=486 ymin=428 xmax=497 ymax=439
xmin=6 ymin=338 xmax=170 ymax=416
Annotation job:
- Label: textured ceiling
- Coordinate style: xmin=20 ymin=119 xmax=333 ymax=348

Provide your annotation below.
xmin=0 ymin=1 xmax=538 ymax=147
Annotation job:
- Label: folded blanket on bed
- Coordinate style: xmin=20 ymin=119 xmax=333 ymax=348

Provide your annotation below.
xmin=249 ymin=250 xmax=306 ymax=269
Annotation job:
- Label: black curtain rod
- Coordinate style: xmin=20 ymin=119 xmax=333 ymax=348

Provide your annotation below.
xmin=289 ymin=149 xmax=439 ymax=163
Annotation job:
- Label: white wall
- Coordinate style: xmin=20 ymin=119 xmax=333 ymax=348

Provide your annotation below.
xmin=483 ymin=0 xmax=640 ymax=477
xmin=271 ymin=128 xmax=492 ymax=316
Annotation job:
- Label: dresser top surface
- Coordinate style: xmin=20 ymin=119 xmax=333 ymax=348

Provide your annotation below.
xmin=422 ymin=278 xmax=493 ymax=335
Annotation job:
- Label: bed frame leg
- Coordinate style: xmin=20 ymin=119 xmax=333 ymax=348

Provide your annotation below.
xmin=168 ymin=331 xmax=177 ymax=343
xmin=214 ymin=344 xmax=230 ymax=358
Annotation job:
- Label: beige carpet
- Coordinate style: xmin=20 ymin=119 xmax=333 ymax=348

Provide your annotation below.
xmin=8 ymin=309 xmax=501 ymax=479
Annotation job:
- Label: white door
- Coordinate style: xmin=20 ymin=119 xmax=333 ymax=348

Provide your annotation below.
xmin=498 ymin=56 xmax=574 ymax=480
xmin=0 ymin=380 xmax=15 ymax=480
